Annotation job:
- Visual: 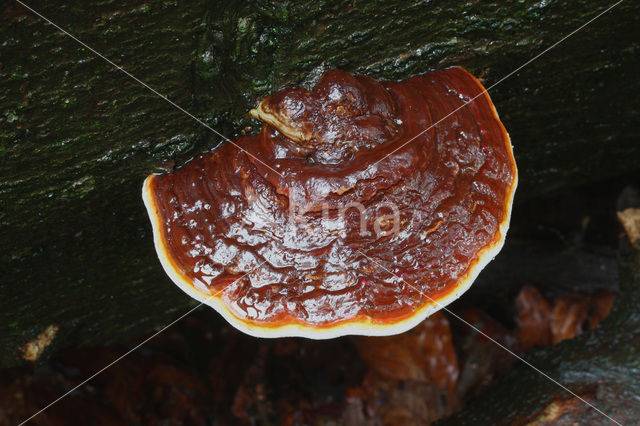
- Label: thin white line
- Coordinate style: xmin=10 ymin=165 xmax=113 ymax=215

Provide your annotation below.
xmin=15 ymin=0 xmax=284 ymax=179
xmin=19 ymin=259 xmax=268 ymax=425
xmin=356 ymin=249 xmax=621 ymax=426
xmin=369 ymin=0 xmax=625 ymax=169
xmin=17 ymin=304 xmax=202 ymax=426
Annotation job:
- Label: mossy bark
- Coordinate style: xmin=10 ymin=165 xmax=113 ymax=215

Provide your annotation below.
xmin=1 ymin=0 xmax=639 ymax=367
xmin=438 ymin=251 xmax=640 ymax=425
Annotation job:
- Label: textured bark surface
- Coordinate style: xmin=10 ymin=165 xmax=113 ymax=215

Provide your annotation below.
xmin=438 ymin=252 xmax=640 ymax=425
xmin=1 ymin=0 xmax=639 ymax=367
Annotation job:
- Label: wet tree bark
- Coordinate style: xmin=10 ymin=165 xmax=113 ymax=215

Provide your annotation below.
xmin=438 ymin=250 xmax=640 ymax=425
xmin=1 ymin=0 xmax=639 ymax=367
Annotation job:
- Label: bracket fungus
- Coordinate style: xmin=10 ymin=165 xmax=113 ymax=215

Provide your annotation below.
xmin=142 ymin=67 xmax=517 ymax=338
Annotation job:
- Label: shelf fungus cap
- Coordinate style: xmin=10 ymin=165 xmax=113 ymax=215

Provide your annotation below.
xmin=142 ymin=67 xmax=517 ymax=339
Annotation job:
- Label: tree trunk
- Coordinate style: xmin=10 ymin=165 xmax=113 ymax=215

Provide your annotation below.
xmin=1 ymin=0 xmax=639 ymax=367
xmin=439 ymin=251 xmax=640 ymax=425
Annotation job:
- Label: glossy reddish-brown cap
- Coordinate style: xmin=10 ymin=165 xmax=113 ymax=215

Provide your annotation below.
xmin=143 ymin=67 xmax=517 ymax=338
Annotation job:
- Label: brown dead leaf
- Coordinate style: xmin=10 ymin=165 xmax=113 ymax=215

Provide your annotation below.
xmin=617 ymin=207 xmax=640 ymax=246
xmin=515 ymin=286 xmax=617 ymax=348
xmin=344 ymin=373 xmax=459 ymax=426
xmin=516 ymin=286 xmax=552 ymax=350
xmin=550 ymin=295 xmax=591 ymax=344
xmin=354 ymin=312 xmax=458 ymax=392
xmin=588 ymin=290 xmax=616 ymax=330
